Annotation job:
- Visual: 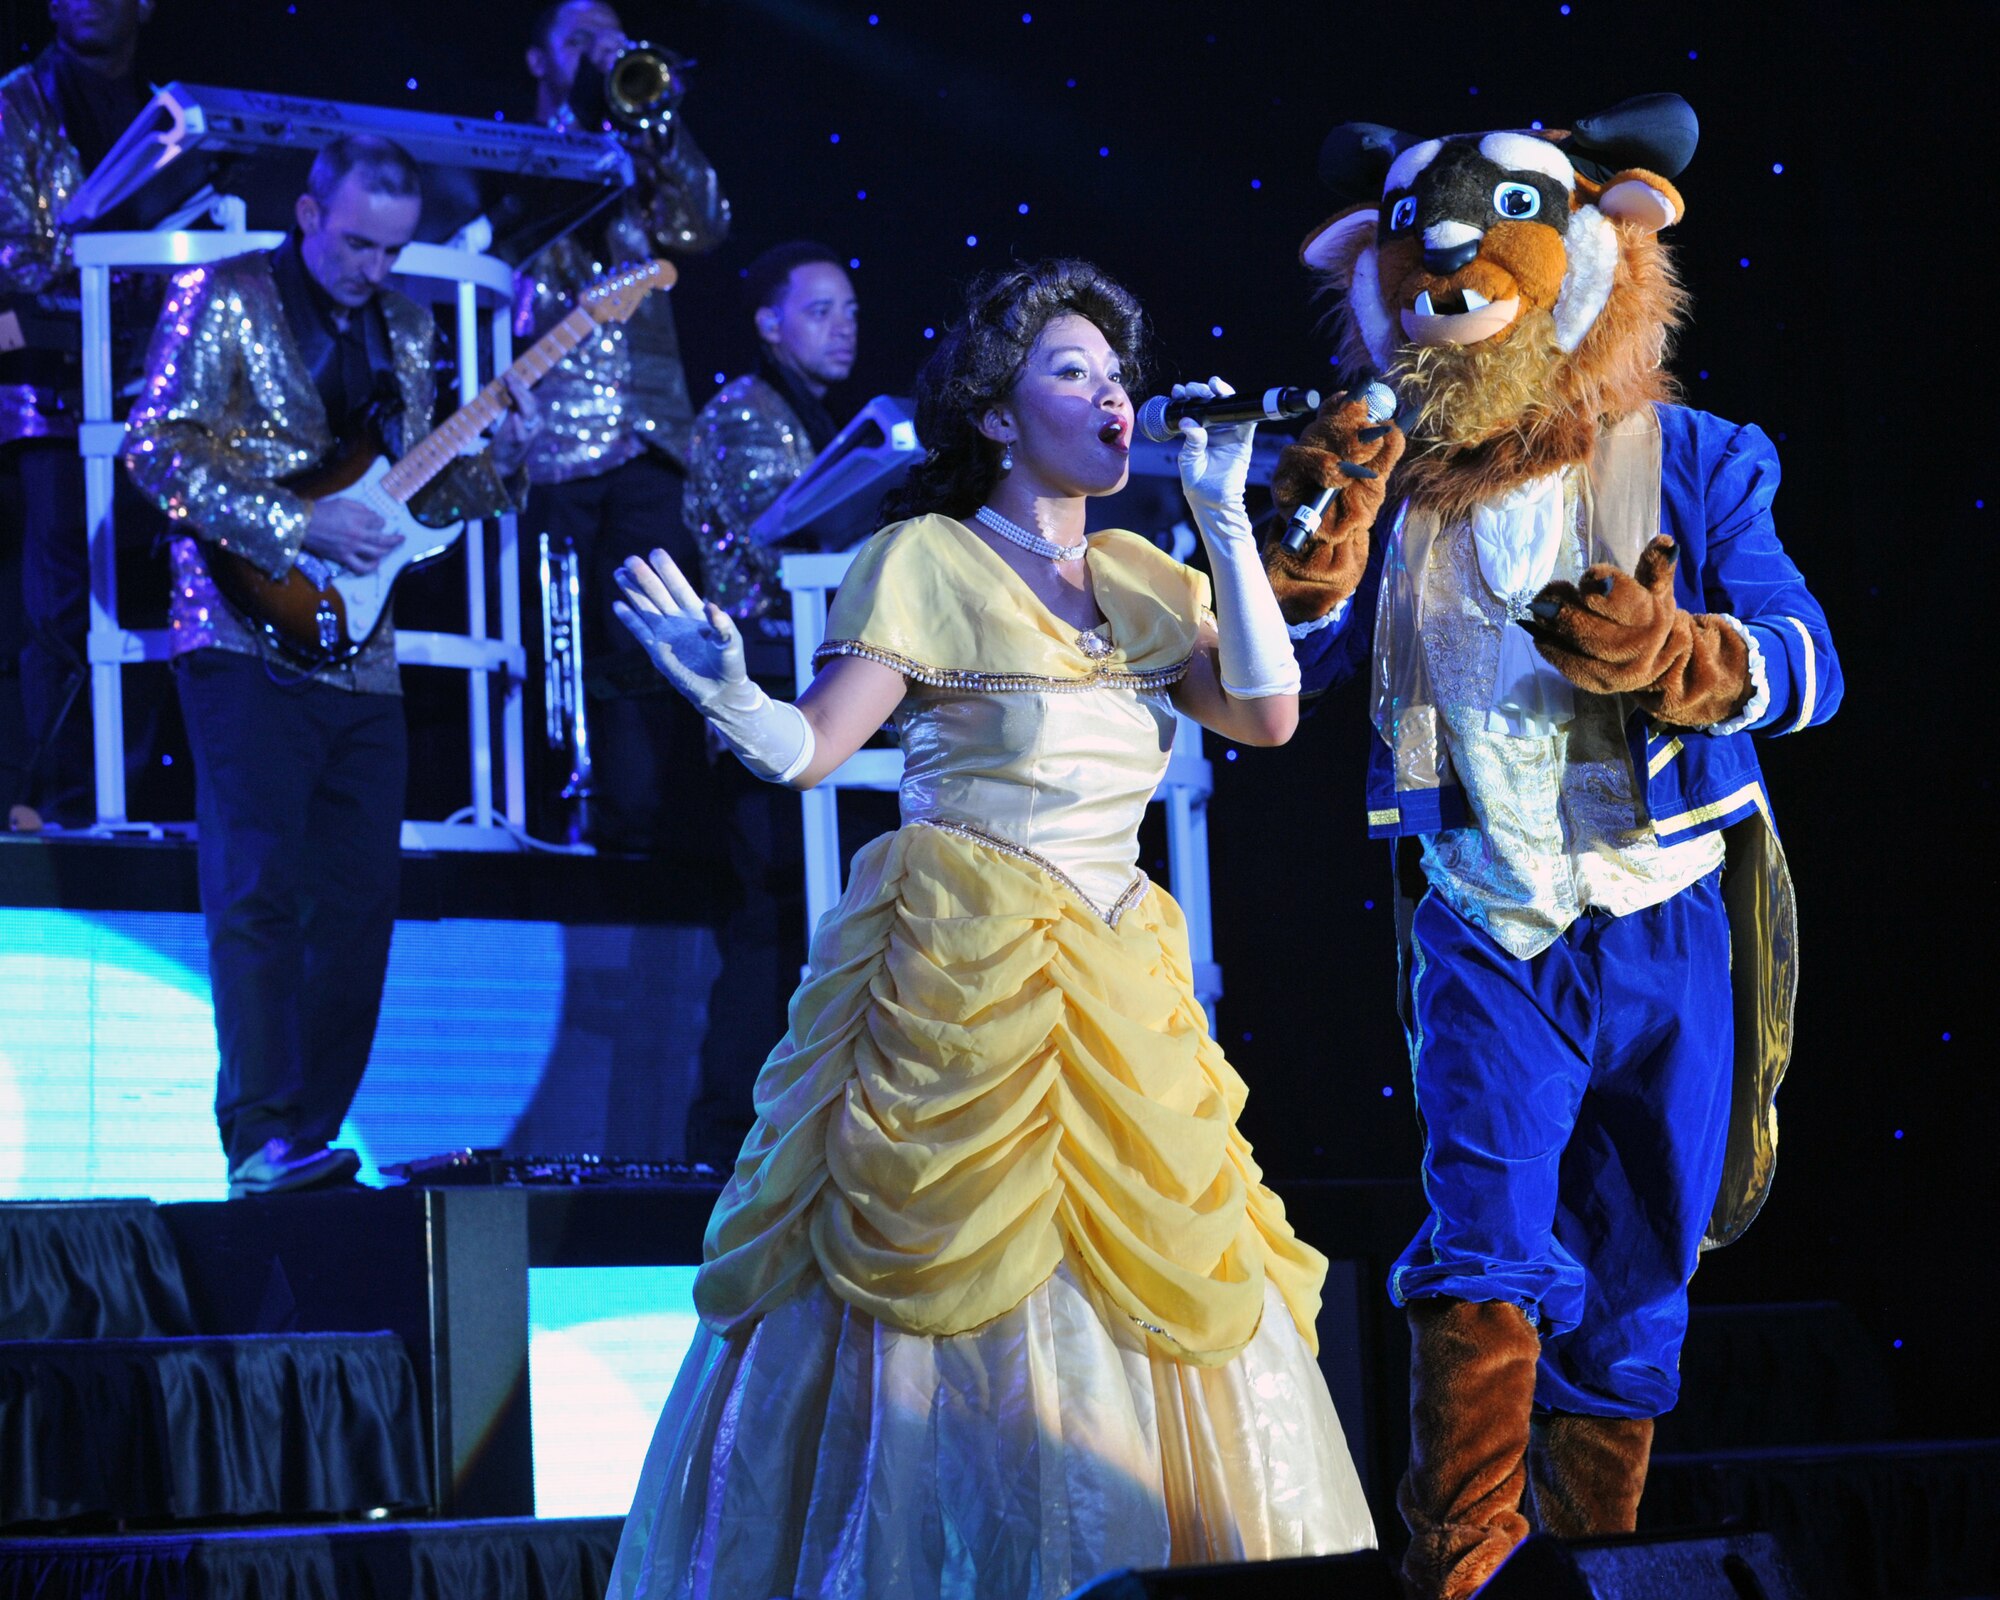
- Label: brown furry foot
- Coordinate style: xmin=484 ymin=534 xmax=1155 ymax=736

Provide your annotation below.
xmin=1397 ymin=1297 xmax=1542 ymax=1600
xmin=1529 ymin=1412 xmax=1655 ymax=1538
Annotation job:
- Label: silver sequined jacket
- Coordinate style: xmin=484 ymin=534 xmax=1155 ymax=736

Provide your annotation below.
xmin=122 ymin=250 xmax=516 ymax=695
xmin=514 ymin=120 xmax=729 ymax=484
xmin=683 ymin=372 xmax=816 ymax=620
xmin=0 ymin=57 xmax=81 ymax=294
xmin=0 ymin=54 xmax=83 ymax=445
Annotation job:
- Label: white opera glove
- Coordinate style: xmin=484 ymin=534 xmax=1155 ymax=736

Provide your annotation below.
xmin=1175 ymin=377 xmax=1301 ymax=700
xmin=612 ymin=550 xmax=815 ymax=783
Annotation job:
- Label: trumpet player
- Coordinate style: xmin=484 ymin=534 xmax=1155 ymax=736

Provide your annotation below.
xmin=519 ymin=2 xmax=730 ymax=852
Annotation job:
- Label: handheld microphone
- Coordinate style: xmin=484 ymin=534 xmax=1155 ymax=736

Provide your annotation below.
xmin=1281 ymin=382 xmax=1399 ymax=552
xmin=1136 ymin=385 xmax=1321 ymax=444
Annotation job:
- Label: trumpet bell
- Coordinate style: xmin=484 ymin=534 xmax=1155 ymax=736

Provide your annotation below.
xmin=605 ymin=43 xmax=683 ymax=133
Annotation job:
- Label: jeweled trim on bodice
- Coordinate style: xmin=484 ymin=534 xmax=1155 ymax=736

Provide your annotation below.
xmin=813 ymin=639 xmax=1190 ymax=695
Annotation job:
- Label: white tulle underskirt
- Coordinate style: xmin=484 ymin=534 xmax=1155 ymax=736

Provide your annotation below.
xmin=605 ymin=1263 xmax=1376 ymax=1600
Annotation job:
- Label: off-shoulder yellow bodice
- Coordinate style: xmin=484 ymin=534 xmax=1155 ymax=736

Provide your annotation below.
xmin=815 ymin=515 xmax=1208 ymax=921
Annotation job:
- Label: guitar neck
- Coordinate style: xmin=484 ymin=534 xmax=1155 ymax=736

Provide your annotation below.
xmin=378 ymin=307 xmax=598 ymax=503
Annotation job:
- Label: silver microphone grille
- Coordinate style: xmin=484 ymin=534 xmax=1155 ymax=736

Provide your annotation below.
xmin=1136 ymin=394 xmax=1176 ymax=444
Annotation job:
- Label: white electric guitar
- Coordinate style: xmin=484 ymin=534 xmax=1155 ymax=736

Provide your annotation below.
xmin=208 ymin=258 xmax=675 ymax=666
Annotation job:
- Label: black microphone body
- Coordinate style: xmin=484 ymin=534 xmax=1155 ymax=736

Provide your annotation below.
xmin=1136 ymin=385 xmax=1321 ymax=444
xmin=1280 ymin=382 xmax=1399 ymax=552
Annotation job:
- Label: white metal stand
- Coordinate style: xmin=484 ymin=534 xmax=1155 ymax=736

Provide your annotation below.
xmin=781 ymin=550 xmax=1222 ymax=1011
xmin=73 ymin=228 xmax=526 ymax=849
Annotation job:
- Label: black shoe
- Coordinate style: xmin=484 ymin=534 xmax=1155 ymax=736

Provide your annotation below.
xmin=227 ymin=1138 xmax=362 ymax=1199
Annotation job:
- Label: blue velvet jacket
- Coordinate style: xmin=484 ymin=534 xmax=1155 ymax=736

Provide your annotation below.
xmin=1293 ymin=403 xmax=1842 ymax=844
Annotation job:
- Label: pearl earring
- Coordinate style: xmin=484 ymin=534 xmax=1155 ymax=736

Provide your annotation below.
xmin=1000 ymin=443 xmax=1014 ymax=471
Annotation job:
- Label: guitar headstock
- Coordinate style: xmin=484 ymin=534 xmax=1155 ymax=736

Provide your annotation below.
xmin=581 ymin=260 xmax=678 ymax=324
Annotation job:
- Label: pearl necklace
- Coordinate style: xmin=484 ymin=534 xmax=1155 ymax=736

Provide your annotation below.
xmin=974 ymin=504 xmax=1086 ymax=562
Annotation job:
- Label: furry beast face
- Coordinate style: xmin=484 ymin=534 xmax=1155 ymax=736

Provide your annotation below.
xmin=1301 ymin=100 xmax=1696 ymax=510
xmin=1308 ymin=130 xmax=1680 ymax=366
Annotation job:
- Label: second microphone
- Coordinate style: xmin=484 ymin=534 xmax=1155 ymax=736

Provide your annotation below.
xmin=1137 ymin=385 xmax=1321 ymax=443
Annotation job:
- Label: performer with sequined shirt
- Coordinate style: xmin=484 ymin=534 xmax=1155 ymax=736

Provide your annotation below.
xmin=519 ymin=1 xmax=731 ymax=851
xmin=683 ymin=240 xmax=856 ymax=642
xmin=121 ymin=135 xmax=540 ymax=1197
xmin=680 ymin=240 xmax=857 ymax=1162
xmin=1 ymin=0 xmax=155 ymax=830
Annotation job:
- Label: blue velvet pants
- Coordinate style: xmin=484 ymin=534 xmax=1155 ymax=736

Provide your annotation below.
xmin=1390 ymin=868 xmax=1734 ymax=1417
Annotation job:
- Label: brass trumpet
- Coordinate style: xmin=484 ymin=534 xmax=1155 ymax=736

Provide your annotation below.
xmin=603 ymin=42 xmax=687 ymax=134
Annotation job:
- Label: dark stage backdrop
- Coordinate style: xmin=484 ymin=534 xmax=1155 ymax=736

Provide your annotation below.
xmin=5 ymin=1 xmax=1991 ymax=1434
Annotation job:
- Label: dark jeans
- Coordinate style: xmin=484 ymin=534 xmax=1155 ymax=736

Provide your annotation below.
xmin=174 ymin=649 xmax=406 ymax=1169
xmin=526 ymin=450 xmax=715 ymax=853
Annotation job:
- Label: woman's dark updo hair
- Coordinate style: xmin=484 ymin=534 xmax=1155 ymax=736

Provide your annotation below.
xmin=880 ymin=259 xmax=1147 ymax=523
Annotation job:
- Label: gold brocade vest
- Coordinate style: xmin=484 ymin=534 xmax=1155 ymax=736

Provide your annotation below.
xmin=1371 ymin=411 xmax=1663 ymax=801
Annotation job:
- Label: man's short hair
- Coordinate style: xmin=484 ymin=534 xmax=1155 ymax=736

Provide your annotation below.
xmin=743 ymin=241 xmax=846 ymax=318
xmin=527 ymin=3 xmax=566 ymax=53
xmin=307 ymin=135 xmax=423 ymax=209
xmin=529 ymin=1 xmax=609 ymax=53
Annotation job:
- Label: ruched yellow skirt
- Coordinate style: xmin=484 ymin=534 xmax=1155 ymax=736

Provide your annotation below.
xmin=694 ymin=820 xmax=1328 ymax=1368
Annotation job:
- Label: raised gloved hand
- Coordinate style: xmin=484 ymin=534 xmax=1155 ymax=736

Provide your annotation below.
xmin=612 ymin=549 xmax=815 ymax=781
xmin=1176 ymin=377 xmax=1299 ymax=700
xmin=1175 ymin=376 xmax=1257 ymax=541
xmin=1263 ymin=387 xmax=1406 ymax=623
xmin=1524 ymin=536 xmax=1754 ymax=729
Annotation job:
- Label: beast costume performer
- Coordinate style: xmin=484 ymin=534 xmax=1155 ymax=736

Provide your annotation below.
xmin=1263 ymin=96 xmax=1840 ymax=1598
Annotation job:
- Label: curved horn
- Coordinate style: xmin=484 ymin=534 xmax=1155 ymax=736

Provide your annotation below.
xmin=1565 ymin=93 xmax=1699 ymax=182
xmin=1317 ymin=121 xmax=1420 ymax=202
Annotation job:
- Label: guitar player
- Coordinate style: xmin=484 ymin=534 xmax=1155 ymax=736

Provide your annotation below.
xmin=121 ymin=133 xmax=542 ymax=1198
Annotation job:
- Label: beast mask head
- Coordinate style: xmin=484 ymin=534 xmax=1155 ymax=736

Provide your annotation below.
xmin=1305 ymin=93 xmax=1697 ymax=514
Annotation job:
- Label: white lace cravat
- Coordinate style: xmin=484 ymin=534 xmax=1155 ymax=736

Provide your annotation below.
xmin=1469 ymin=473 xmax=1576 ymax=736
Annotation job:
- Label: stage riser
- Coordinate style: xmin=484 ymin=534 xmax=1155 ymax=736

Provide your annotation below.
xmin=0 ymin=1332 xmax=427 ymax=1526
xmin=161 ymin=1188 xmax=538 ymax=1520
xmin=0 ymin=1516 xmax=621 ymax=1600
xmin=0 ymin=1202 xmax=195 ymax=1340
xmin=157 ymin=1186 xmax=1413 ymax=1524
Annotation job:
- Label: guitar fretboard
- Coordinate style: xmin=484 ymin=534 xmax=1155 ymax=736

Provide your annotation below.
xmin=379 ymin=306 xmax=600 ymax=504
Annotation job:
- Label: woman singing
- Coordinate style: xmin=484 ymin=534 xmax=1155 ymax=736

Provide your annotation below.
xmin=605 ymin=260 xmax=1373 ymax=1598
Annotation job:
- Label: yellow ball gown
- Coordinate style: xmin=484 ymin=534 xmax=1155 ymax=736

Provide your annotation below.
xmin=608 ymin=516 xmax=1374 ymax=1599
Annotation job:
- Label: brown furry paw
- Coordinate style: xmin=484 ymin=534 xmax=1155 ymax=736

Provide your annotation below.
xmin=1525 ymin=535 xmax=1683 ymax=695
xmin=1264 ymin=523 xmax=1373 ymax=625
xmin=1636 ymin=612 xmax=1753 ymax=729
xmin=1263 ymin=389 xmax=1406 ymax=623
xmin=1271 ymin=387 xmax=1407 ymax=539
xmin=1524 ymin=537 xmax=1751 ymax=725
